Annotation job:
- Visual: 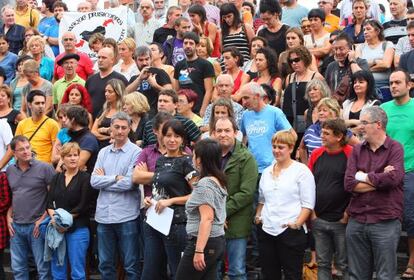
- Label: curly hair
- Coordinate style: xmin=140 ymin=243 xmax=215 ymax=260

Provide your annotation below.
xmin=61 ymin=83 xmax=93 ymax=113
xmin=256 ymin=47 xmax=279 ymax=78
xmin=287 ymin=45 xmax=312 ymax=71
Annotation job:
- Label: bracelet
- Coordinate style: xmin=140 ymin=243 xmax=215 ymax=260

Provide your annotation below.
xmin=194 ymin=250 xmax=204 ymax=254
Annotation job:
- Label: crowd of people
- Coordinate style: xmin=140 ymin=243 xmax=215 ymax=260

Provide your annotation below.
xmin=0 ymin=0 xmax=413 ymax=279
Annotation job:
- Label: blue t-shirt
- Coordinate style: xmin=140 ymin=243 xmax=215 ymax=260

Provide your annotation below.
xmin=38 ymin=16 xmax=56 ymax=36
xmin=40 ymin=56 xmax=54 ymax=81
xmin=44 ymin=18 xmax=60 ymax=57
xmin=240 ymin=105 xmax=292 ymax=173
xmin=282 ymin=5 xmax=308 ymax=27
xmin=0 ymin=52 xmax=17 ymax=85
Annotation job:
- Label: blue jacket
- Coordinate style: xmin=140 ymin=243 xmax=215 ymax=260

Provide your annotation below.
xmin=44 ymin=208 xmax=73 ymax=265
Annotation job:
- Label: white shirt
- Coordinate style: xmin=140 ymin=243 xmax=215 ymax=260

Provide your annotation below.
xmin=259 ymin=160 xmax=315 ymax=236
xmin=0 ymin=119 xmax=13 ymax=171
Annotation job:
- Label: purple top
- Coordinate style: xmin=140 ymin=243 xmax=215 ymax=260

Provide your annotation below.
xmin=344 ymin=136 xmax=405 ymax=223
xmin=135 ymin=144 xmax=192 ymax=197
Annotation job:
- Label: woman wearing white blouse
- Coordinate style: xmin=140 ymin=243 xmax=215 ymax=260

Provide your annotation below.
xmin=255 ymin=130 xmax=316 ymax=280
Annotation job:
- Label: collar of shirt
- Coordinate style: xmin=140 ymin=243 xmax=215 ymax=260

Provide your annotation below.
xmin=362 ymin=136 xmax=391 ymax=150
xmin=110 ymin=140 xmax=132 ymax=153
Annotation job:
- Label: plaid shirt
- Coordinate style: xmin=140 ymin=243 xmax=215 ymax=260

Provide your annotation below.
xmin=0 ymin=172 xmax=11 ymax=249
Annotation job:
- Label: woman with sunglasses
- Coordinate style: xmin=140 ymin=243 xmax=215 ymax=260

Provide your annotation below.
xmin=355 ymin=19 xmax=394 ymax=102
xmin=282 ymin=46 xmax=324 ymax=142
xmin=343 ymin=0 xmax=367 ymax=44
xmin=279 ymin=27 xmax=318 ymax=83
xmin=301 ymin=17 xmax=312 ymax=35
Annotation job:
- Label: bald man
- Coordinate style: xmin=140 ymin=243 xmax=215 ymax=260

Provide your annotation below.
xmin=85 ymin=47 xmax=128 ymax=118
xmin=53 ymin=31 xmax=94 ymax=81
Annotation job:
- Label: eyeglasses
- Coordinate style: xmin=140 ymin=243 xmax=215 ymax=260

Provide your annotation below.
xmin=360 ymin=120 xmax=377 ymax=126
xmin=140 ymin=6 xmax=151 ymax=9
xmin=63 ymin=38 xmax=74 ymax=41
xmin=302 ymin=25 xmax=311 ymax=29
xmin=288 ymin=57 xmax=301 ymax=64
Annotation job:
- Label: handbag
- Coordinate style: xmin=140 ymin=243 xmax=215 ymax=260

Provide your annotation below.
xmin=303 ymin=262 xmax=318 ymax=280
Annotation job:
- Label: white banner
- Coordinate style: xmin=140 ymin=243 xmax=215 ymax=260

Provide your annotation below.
xmin=59 ymin=7 xmax=128 ymax=59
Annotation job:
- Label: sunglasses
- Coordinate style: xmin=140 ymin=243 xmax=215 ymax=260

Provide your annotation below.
xmin=288 ymin=57 xmax=301 ymax=64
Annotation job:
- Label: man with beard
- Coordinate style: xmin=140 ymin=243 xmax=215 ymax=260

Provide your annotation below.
xmin=44 ymin=1 xmax=67 ymax=57
xmin=126 ymin=45 xmax=172 ymax=118
xmin=162 ymin=17 xmax=191 ymax=66
xmin=15 ymin=90 xmax=59 ymax=163
xmin=173 ymin=32 xmax=214 ymax=116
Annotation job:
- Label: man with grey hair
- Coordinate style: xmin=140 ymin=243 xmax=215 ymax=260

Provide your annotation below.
xmin=91 ymin=111 xmax=142 ymax=279
xmin=384 ymin=0 xmax=408 ymax=45
xmin=239 ymin=82 xmax=294 ymax=175
xmin=53 ymin=31 xmax=94 ymax=81
xmin=133 ymin=0 xmax=162 ymax=46
xmin=201 ymin=74 xmax=244 ymax=132
xmin=0 ymin=5 xmax=25 ymax=54
xmin=86 ymin=47 xmax=128 ymax=118
xmin=127 ymin=45 xmax=172 ymax=117
xmin=344 ymin=106 xmax=405 ymax=280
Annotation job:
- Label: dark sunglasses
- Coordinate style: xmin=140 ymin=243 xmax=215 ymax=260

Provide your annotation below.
xmin=288 ymin=57 xmax=301 ymax=64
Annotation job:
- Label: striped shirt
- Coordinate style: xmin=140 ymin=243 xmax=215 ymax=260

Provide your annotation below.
xmin=222 ymin=28 xmax=250 ymax=63
xmin=142 ymin=114 xmax=201 ymax=147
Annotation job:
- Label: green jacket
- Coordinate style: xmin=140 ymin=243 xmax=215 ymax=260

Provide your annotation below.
xmin=224 ymin=140 xmax=258 ymax=239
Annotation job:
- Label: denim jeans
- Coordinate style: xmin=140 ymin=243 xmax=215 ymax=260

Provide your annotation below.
xmin=141 ymin=222 xmax=187 ymax=280
xmin=97 ymin=219 xmax=140 ymax=280
xmin=346 ymin=218 xmax=401 ymax=280
xmin=51 ymin=227 xmax=90 ymax=280
xmin=10 ymin=222 xmax=50 ymax=280
xmin=312 ymin=218 xmax=349 ymax=280
xmin=226 ymin=238 xmax=247 ymax=280
xmin=404 ymin=171 xmax=414 ymax=236
xmin=176 ymin=236 xmax=225 ymax=280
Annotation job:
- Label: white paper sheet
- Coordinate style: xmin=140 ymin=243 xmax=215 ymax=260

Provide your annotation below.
xmin=146 ymin=199 xmax=174 ymax=236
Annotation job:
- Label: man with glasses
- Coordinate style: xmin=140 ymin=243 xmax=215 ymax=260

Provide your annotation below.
xmin=133 ymin=0 xmax=162 ymax=46
xmin=395 ymin=8 xmax=414 ymax=67
xmin=6 ymin=135 xmax=55 ymax=279
xmin=91 ymin=112 xmax=142 ymax=280
xmin=52 ymin=53 xmax=85 ymax=107
xmin=344 ymin=106 xmax=405 ymax=280
xmin=53 ymin=31 xmax=94 ymax=81
xmin=381 ymin=69 xmax=414 ymax=278
xmin=318 ymin=0 xmax=340 ymax=33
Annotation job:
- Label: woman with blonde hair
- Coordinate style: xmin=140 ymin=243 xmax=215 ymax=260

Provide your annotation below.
xmin=255 ymin=130 xmax=315 ymax=280
xmin=303 ymin=79 xmax=331 ymax=127
xmin=299 ymin=97 xmax=358 ymax=164
xmin=114 ymin=37 xmax=139 ymax=81
xmin=92 ymin=78 xmax=125 ymax=148
xmin=196 ymin=37 xmax=221 ymax=78
xmin=26 ymin=35 xmax=54 ymax=81
xmin=47 ymin=142 xmax=91 ymax=280
xmin=123 ymin=92 xmax=150 ymax=146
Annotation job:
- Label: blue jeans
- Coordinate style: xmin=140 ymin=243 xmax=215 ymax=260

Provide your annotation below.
xmin=346 ymin=218 xmax=401 ymax=280
xmin=51 ymin=227 xmax=90 ymax=280
xmin=10 ymin=222 xmax=50 ymax=280
xmin=220 ymin=238 xmax=247 ymax=280
xmin=404 ymin=171 xmax=414 ymax=236
xmin=141 ymin=222 xmax=187 ymax=280
xmin=97 ymin=219 xmax=140 ymax=280
xmin=312 ymin=218 xmax=349 ymax=280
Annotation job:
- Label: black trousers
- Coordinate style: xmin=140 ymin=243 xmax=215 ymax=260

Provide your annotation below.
xmin=258 ymin=226 xmax=307 ymax=280
xmin=176 ymin=235 xmax=225 ymax=280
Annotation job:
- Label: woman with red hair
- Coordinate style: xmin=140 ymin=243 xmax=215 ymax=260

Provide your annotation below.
xmin=61 ymin=83 xmax=93 ymax=128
